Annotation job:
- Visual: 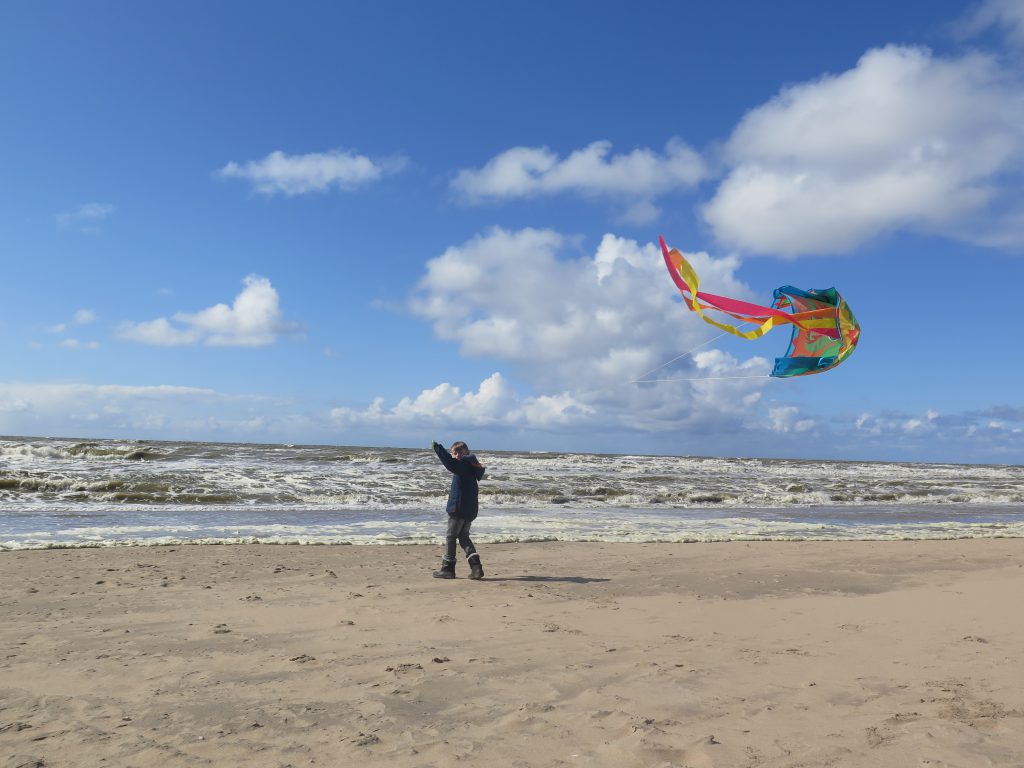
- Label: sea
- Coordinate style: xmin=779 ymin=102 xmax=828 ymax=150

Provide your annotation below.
xmin=2 ymin=436 xmax=1023 ymax=550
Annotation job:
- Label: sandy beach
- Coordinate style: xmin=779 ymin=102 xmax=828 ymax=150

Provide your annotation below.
xmin=2 ymin=539 xmax=1023 ymax=767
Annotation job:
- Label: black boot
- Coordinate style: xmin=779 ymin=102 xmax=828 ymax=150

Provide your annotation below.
xmin=468 ymin=553 xmax=484 ymax=580
xmin=432 ymin=559 xmax=455 ymax=579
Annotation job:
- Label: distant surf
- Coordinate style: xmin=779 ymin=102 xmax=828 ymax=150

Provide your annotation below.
xmin=2 ymin=436 xmax=1022 ymax=549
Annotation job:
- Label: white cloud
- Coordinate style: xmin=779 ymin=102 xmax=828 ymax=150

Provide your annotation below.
xmin=814 ymin=406 xmax=1024 ymax=460
xmin=856 ymin=409 xmax=940 ymax=438
xmin=0 ymin=396 xmax=31 ymax=414
xmin=0 ymin=381 xmax=286 ymax=439
xmin=116 ymin=317 xmax=200 ymax=347
xmin=45 ymin=310 xmax=98 ymax=340
xmin=511 ymin=392 xmax=594 ymax=427
xmin=217 ymin=149 xmax=408 ymax=196
xmin=3 ymin=379 xmax=1018 ymax=461
xmin=855 ymin=413 xmax=880 ymax=436
xmin=452 ymin=139 xmax=706 ymax=223
xmin=959 ymin=0 xmax=1024 ymax=48
xmin=702 ymin=45 xmax=1024 ymax=255
xmin=55 ymin=202 xmax=116 ymax=231
xmin=768 ymin=405 xmax=815 ymax=433
xmin=118 ymin=275 xmax=301 ymax=347
xmin=60 ymin=339 xmax=100 ymax=350
xmin=332 ymin=229 xmax=780 ymax=438
xmin=903 ymin=408 xmax=941 ymax=434
xmin=410 ymin=228 xmax=753 ymax=392
xmin=330 ymin=372 xmax=594 ymax=430
xmin=324 ymin=349 xmax=786 ymax=445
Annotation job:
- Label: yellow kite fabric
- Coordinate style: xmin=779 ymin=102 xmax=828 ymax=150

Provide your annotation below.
xmin=660 ymin=237 xmax=860 ymax=378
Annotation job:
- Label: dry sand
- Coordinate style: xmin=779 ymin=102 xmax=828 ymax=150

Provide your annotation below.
xmin=2 ymin=539 xmax=1023 ymax=768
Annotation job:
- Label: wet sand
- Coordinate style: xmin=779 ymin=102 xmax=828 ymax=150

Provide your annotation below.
xmin=2 ymin=539 xmax=1023 ymax=767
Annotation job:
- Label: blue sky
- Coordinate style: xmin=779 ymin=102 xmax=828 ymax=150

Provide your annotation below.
xmin=2 ymin=0 xmax=1023 ymax=463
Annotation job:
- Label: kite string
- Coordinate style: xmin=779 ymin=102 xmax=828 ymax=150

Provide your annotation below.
xmin=633 ymin=320 xmax=774 ymax=384
xmin=634 ymin=375 xmax=770 ymax=382
xmin=630 ymin=322 xmax=775 ymax=384
xmin=631 ymin=330 xmax=732 ymax=383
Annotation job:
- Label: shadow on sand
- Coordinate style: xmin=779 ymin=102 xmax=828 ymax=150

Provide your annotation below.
xmin=484 ymin=576 xmax=610 ymax=584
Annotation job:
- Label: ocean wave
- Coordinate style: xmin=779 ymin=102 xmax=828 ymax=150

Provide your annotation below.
xmin=0 ymin=440 xmax=163 ymax=462
xmin=2 ymin=436 xmax=1022 ymax=548
xmin=3 ymin=467 xmax=1023 ymax=509
xmin=5 ymin=520 xmax=1024 ymax=550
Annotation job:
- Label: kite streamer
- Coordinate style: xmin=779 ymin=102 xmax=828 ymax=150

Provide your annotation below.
xmin=659 ymin=236 xmax=860 ymax=378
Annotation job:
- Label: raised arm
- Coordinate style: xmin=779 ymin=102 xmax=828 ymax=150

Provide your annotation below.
xmin=432 ymin=440 xmax=462 ymax=474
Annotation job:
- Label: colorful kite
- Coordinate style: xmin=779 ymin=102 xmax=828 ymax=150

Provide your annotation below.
xmin=660 ymin=236 xmax=860 ymax=378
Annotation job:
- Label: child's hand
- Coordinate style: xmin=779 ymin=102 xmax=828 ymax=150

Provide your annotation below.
xmin=431 ymin=440 xmax=439 ymax=449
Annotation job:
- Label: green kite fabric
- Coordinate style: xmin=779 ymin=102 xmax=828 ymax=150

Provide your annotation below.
xmin=660 ymin=236 xmax=860 ymax=378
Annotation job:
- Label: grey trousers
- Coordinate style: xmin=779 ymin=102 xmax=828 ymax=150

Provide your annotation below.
xmin=443 ymin=516 xmax=478 ymax=563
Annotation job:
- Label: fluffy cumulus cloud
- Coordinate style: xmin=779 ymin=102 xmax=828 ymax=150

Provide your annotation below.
xmin=330 ymin=372 xmax=595 ymax=430
xmin=452 ymin=139 xmax=706 ymax=224
xmin=217 ymin=149 xmax=408 ymax=196
xmin=334 ymin=228 xmax=1019 ymax=459
xmin=702 ymin=45 xmax=1024 ymax=255
xmin=332 ymin=229 xmax=784 ymax=438
xmin=768 ymin=405 xmax=816 ymax=434
xmin=409 ymin=228 xmax=753 ymax=389
xmin=118 ymin=275 xmax=302 ymax=347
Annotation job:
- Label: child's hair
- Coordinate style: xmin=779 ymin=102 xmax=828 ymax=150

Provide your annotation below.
xmin=451 ymin=441 xmax=469 ymax=454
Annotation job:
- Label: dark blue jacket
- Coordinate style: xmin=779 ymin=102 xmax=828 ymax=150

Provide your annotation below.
xmin=433 ymin=443 xmax=486 ymax=520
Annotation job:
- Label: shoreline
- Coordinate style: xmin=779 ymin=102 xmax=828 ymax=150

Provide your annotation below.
xmin=3 ymin=539 xmax=1023 ymax=766
xmin=7 ymin=498 xmax=1024 ymax=551
xmin=5 ymin=525 xmax=1024 ymax=551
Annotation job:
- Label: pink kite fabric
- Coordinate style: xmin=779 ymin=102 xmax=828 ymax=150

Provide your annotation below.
xmin=659 ymin=236 xmax=860 ymax=378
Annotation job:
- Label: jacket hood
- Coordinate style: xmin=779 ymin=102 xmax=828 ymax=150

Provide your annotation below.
xmin=464 ymin=454 xmax=486 ymax=480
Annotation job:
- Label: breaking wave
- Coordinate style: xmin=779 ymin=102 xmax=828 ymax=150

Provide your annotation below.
xmin=1 ymin=436 xmax=1022 ymax=549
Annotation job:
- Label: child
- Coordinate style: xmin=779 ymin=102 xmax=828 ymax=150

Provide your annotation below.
xmin=431 ymin=439 xmax=486 ymax=579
